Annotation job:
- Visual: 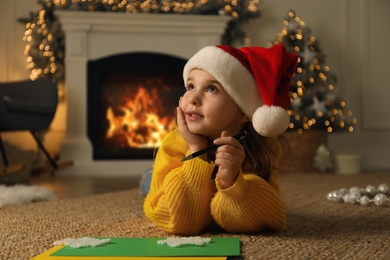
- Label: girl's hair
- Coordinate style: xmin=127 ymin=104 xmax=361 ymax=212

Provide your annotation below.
xmin=241 ymin=122 xmax=290 ymax=182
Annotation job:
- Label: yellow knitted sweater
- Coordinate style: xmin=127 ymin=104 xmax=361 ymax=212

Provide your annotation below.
xmin=143 ymin=129 xmax=286 ymax=235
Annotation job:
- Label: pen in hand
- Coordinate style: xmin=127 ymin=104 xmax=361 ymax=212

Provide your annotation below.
xmin=180 ymin=131 xmax=247 ymax=162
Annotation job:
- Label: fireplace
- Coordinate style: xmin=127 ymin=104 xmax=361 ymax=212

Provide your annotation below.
xmin=88 ymin=52 xmax=186 ymax=160
xmin=55 ymin=11 xmax=229 ymax=176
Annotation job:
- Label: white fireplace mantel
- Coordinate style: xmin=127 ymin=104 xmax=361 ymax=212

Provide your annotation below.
xmin=55 ymin=11 xmax=229 ymax=176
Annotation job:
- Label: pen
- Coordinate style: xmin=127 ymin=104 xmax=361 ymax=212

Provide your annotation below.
xmin=180 ymin=131 xmax=248 ymax=162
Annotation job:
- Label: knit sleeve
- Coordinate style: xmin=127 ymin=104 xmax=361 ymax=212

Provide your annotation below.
xmin=211 ymin=171 xmax=286 ymax=233
xmin=143 ymin=129 xmax=216 ymax=235
xmin=210 ymin=139 xmax=286 ymax=233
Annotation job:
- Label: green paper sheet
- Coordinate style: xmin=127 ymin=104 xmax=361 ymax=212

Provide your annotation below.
xmin=51 ymin=238 xmax=240 ymax=257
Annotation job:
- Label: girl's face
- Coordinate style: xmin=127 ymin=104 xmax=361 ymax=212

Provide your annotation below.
xmin=180 ymin=69 xmax=248 ymax=140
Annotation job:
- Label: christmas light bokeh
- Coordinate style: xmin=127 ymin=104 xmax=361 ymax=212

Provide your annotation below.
xmin=21 ymin=0 xmax=260 ymax=83
xmin=273 ymin=11 xmax=357 ymax=134
xmin=22 ymin=5 xmax=64 ymax=82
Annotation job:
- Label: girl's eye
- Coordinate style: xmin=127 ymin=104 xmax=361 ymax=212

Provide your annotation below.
xmin=185 ymin=84 xmax=194 ymax=91
xmin=206 ymin=85 xmax=218 ymax=93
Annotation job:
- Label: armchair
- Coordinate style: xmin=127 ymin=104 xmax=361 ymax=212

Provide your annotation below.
xmin=0 ymin=78 xmax=72 ymax=176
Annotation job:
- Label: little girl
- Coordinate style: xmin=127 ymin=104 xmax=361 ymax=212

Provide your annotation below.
xmin=144 ymin=44 xmax=298 ymax=235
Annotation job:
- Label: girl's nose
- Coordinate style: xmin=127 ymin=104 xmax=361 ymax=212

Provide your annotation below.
xmin=188 ymin=90 xmax=201 ymax=106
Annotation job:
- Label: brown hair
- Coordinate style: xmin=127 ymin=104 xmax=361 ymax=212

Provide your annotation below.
xmin=241 ymin=122 xmax=289 ymax=182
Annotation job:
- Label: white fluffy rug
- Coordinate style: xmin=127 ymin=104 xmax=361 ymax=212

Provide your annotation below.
xmin=0 ymin=184 xmax=56 ymax=207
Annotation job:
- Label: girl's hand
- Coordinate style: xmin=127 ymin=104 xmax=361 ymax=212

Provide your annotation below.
xmin=176 ymin=105 xmax=208 ymax=160
xmin=214 ymin=131 xmax=246 ymax=188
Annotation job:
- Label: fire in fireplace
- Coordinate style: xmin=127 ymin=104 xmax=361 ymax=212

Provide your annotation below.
xmin=88 ymin=52 xmax=186 ymax=160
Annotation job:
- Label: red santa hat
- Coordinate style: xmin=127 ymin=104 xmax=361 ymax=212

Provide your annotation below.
xmin=183 ymin=44 xmax=298 ymax=137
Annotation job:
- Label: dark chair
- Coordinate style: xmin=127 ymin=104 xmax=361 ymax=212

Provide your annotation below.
xmin=0 ymin=78 xmax=71 ymax=176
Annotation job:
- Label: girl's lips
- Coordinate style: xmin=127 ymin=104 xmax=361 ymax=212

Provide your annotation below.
xmin=186 ymin=111 xmax=203 ymax=120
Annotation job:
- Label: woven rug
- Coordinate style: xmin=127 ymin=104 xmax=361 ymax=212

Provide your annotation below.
xmin=1 ymin=173 xmax=389 ymax=259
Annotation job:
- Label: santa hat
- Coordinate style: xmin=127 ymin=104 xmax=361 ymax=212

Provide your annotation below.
xmin=183 ymin=44 xmax=298 ymax=137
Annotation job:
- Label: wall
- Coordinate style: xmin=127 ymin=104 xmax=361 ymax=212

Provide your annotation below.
xmin=1 ymin=0 xmax=389 ymax=172
xmin=0 ymin=0 xmax=35 ymax=81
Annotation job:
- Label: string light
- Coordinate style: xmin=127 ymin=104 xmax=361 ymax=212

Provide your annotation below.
xmin=22 ymin=0 xmax=260 ymax=82
xmin=22 ymin=1 xmax=64 ymax=82
xmin=274 ymin=10 xmax=357 ymax=134
xmin=50 ymin=0 xmax=260 ymax=17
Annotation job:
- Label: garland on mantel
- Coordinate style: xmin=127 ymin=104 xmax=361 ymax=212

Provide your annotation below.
xmin=19 ymin=0 xmax=261 ymax=83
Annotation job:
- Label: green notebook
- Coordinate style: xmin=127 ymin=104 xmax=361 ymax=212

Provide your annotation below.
xmin=51 ymin=238 xmax=240 ymax=257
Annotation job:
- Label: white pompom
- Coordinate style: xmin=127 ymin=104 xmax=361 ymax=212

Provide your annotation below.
xmin=252 ymin=106 xmax=290 ymax=137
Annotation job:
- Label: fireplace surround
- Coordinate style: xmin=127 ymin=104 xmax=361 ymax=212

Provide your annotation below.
xmin=55 ymin=11 xmax=229 ymax=176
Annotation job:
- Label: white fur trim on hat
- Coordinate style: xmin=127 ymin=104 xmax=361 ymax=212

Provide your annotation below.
xmin=252 ymin=105 xmax=290 ymax=137
xmin=183 ymin=46 xmax=263 ymax=119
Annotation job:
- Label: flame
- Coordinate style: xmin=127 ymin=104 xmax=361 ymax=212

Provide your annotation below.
xmin=105 ymin=86 xmax=176 ymax=148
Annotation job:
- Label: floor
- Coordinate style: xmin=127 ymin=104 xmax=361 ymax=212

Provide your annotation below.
xmin=29 ymin=174 xmax=141 ymax=200
xmin=1 ymin=156 xmax=142 ymax=200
